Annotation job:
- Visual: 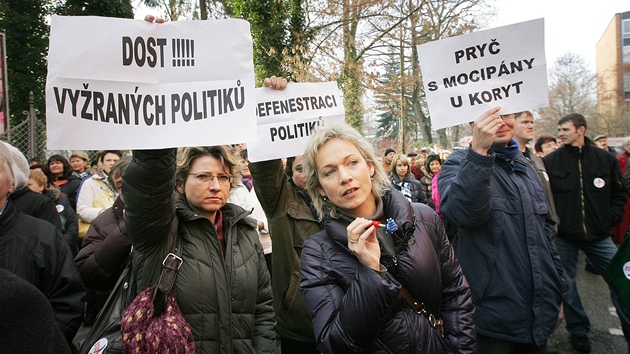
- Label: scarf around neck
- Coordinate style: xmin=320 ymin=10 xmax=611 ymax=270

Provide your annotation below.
xmin=491 ymin=139 xmax=520 ymax=160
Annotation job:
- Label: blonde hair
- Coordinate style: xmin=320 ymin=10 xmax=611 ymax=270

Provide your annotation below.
xmin=175 ymin=146 xmax=241 ymax=197
xmin=390 ymin=154 xmax=410 ymax=178
xmin=29 ymin=169 xmax=48 ymax=187
xmin=302 ymin=124 xmax=390 ymax=220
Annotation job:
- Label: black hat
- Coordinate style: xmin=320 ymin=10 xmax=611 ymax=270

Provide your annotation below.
xmin=384 ymin=148 xmax=396 ymax=156
xmin=407 ymin=151 xmax=418 ymax=157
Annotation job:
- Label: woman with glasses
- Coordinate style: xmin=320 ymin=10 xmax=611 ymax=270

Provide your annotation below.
xmin=122 ymin=145 xmax=275 ymax=353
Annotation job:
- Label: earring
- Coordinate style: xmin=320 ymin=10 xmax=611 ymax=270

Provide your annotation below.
xmin=323 ymin=196 xmax=329 ymax=201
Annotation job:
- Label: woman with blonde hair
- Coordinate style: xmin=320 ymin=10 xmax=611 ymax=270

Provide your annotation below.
xmin=390 ymin=154 xmax=427 ymax=204
xmin=298 ymin=124 xmax=475 ymax=353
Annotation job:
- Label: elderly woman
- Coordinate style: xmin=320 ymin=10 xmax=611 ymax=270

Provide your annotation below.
xmin=122 ymin=146 xmax=275 ymax=353
xmin=390 ymin=154 xmax=427 ymax=204
xmin=298 ymin=124 xmax=475 ymax=353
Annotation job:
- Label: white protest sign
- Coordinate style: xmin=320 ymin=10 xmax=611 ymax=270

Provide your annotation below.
xmin=247 ymin=82 xmax=345 ymax=162
xmin=46 ymin=15 xmax=256 ymax=150
xmin=417 ymin=18 xmax=548 ymax=130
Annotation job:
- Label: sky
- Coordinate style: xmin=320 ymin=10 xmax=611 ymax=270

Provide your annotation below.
xmin=134 ymin=1 xmax=630 ymax=71
xmin=487 ymin=0 xmax=629 ymax=70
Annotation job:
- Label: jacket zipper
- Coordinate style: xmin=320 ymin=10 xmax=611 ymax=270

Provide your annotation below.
xmin=578 ymin=147 xmax=588 ymax=238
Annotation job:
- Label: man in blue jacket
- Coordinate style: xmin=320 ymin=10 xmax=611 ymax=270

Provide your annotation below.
xmin=543 ymin=113 xmax=630 ymax=353
xmin=438 ymin=107 xmax=565 ymax=353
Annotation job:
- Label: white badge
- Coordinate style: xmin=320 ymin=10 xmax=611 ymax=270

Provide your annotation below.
xmin=88 ymin=338 xmax=108 ymax=354
xmin=593 ymin=177 xmax=605 ymax=189
xmin=542 ymin=171 xmax=549 ymax=182
xmin=56 ymin=204 xmax=65 ymax=213
xmin=624 ymin=261 xmax=630 ymax=280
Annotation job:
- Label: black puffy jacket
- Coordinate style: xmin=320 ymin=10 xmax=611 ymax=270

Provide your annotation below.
xmin=391 ymin=173 xmax=427 ymax=204
xmin=299 ymin=190 xmax=475 ymax=353
xmin=75 ymin=196 xmax=130 ymax=290
xmin=0 ymin=200 xmax=85 ymax=344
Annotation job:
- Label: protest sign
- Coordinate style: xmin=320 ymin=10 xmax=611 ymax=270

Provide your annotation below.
xmin=247 ymin=81 xmax=345 ymax=162
xmin=46 ymin=15 xmax=256 ymax=150
xmin=417 ymin=18 xmax=547 ymax=130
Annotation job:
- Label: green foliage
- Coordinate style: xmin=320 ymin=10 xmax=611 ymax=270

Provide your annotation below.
xmin=228 ymin=0 xmax=289 ymax=85
xmin=0 ymin=0 xmax=50 ymax=126
xmin=56 ymin=0 xmax=134 ymax=18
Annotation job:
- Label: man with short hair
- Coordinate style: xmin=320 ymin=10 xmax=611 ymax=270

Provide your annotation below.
xmin=513 ymin=111 xmax=558 ymax=235
xmin=543 ymin=113 xmax=630 ymax=353
xmin=439 ymin=108 xmax=564 ymax=353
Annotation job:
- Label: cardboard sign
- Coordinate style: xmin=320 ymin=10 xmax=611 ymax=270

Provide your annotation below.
xmin=46 ymin=15 xmax=256 ymax=150
xmin=247 ymin=81 xmax=345 ymax=162
xmin=417 ymin=18 xmax=548 ymax=130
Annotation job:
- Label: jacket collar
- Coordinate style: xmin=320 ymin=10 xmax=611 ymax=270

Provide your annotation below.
xmin=323 ymin=189 xmax=415 ymax=245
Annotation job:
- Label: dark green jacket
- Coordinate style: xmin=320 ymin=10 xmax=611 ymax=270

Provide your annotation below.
xmin=249 ymin=159 xmax=320 ymax=344
xmin=123 ymin=149 xmax=275 ymax=353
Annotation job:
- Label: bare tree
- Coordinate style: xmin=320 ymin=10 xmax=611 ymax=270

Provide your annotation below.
xmin=536 ymin=52 xmax=596 ymax=137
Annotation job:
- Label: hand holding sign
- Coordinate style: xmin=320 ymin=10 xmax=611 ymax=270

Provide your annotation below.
xmin=263 ymin=76 xmax=288 ymax=91
xmin=417 ymin=18 xmax=548 ymax=130
xmin=471 ymin=106 xmax=502 ymax=156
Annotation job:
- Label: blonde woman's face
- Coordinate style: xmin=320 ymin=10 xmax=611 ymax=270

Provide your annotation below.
xmin=395 ymin=161 xmax=408 ymax=178
xmin=27 ymin=178 xmax=45 ymax=194
xmin=315 ymin=138 xmax=376 ymax=217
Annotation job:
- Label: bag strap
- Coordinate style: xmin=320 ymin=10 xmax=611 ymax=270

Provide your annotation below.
xmin=399 ymin=286 xmax=444 ymax=336
xmin=153 ymin=219 xmax=184 ymax=316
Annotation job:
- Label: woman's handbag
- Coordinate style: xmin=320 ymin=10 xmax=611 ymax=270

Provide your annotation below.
xmin=604 ymin=231 xmax=630 ymax=314
xmin=120 ymin=232 xmax=195 ymax=354
xmin=79 ymin=255 xmax=135 ymax=354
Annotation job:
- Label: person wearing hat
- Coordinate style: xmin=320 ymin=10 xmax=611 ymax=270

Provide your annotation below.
xmin=593 ymin=134 xmax=618 ymax=156
xmin=70 ymin=150 xmax=91 ymax=179
xmin=382 ymin=148 xmax=396 ymax=175
xmin=0 ymin=141 xmax=85 ymax=349
xmin=406 ymin=151 xmax=418 ymax=165
xmin=3 ymin=143 xmax=63 ymax=231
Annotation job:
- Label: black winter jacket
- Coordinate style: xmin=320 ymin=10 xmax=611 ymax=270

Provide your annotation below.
xmin=10 ymin=186 xmax=63 ymax=231
xmin=75 ymin=196 xmax=130 ymax=290
xmin=0 ymin=200 xmax=85 ymax=344
xmin=391 ymin=173 xmax=427 ymax=204
xmin=299 ymin=190 xmax=475 ymax=353
xmin=543 ymin=140 xmax=628 ymax=241
xmin=45 ymin=188 xmax=80 ymax=256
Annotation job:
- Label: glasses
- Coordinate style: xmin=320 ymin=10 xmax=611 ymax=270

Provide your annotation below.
xmin=500 ymin=114 xmax=515 ymax=120
xmin=188 ymin=172 xmax=233 ymax=184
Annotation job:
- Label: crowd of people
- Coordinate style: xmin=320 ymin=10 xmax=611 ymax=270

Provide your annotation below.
xmin=1 ymin=17 xmax=630 ymax=354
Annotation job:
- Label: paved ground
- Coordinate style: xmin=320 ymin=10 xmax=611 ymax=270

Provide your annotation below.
xmin=548 ymin=251 xmax=628 ymax=354
xmin=74 ymin=251 xmax=628 ymax=353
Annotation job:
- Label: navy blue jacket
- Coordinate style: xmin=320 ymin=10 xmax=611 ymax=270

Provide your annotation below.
xmin=438 ymin=147 xmax=564 ymax=345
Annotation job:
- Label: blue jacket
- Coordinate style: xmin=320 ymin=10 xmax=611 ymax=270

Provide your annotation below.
xmin=438 ymin=147 xmax=564 ymax=345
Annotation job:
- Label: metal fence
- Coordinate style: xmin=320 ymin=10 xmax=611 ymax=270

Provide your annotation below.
xmin=0 ymin=92 xmax=48 ymax=161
